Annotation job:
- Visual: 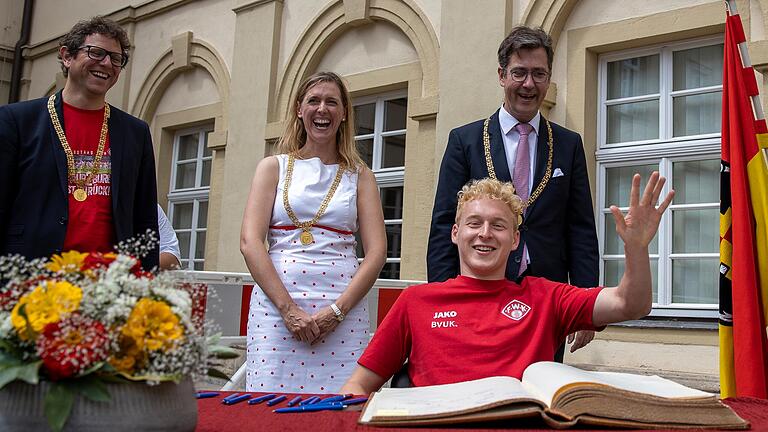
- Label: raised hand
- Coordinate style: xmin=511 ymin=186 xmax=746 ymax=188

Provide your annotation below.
xmin=609 ymin=172 xmax=674 ymax=250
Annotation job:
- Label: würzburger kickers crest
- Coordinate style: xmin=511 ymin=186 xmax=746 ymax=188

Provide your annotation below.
xmin=501 ymin=300 xmax=531 ymax=321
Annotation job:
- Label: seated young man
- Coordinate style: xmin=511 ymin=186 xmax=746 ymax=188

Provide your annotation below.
xmin=341 ymin=174 xmax=674 ymax=395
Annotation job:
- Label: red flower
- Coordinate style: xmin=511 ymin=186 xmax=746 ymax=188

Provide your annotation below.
xmin=81 ymin=252 xmax=118 ymax=272
xmin=36 ymin=313 xmax=110 ymax=381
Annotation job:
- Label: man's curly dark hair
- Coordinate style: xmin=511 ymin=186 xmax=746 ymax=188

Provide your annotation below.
xmin=57 ymin=16 xmax=131 ymax=77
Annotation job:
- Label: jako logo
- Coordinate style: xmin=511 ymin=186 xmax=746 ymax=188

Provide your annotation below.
xmin=501 ymin=300 xmax=531 ymax=321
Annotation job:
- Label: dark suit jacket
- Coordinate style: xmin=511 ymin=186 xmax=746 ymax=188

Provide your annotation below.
xmin=0 ymin=91 xmax=159 ymax=270
xmin=428 ymin=109 xmax=598 ymax=287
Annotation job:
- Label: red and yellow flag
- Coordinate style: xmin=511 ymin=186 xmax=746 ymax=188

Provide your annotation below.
xmin=719 ymin=9 xmax=768 ymax=398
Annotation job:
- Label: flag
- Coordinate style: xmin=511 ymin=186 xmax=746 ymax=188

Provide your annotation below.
xmin=719 ymin=7 xmax=768 ymax=399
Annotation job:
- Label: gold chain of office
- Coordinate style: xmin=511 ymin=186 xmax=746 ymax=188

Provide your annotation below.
xmin=47 ymin=94 xmax=110 ymax=202
xmin=283 ymin=153 xmax=345 ymax=246
xmin=482 ymin=116 xmax=553 ymax=208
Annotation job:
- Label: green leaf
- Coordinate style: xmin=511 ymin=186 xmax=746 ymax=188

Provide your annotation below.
xmin=78 ymin=376 xmax=110 ymax=402
xmin=15 ymin=360 xmax=41 ymax=385
xmin=0 ymin=339 xmax=24 ymax=359
xmin=206 ymin=367 xmax=231 ymax=381
xmin=45 ymin=382 xmax=75 ymax=432
xmin=0 ymin=361 xmax=40 ymax=389
xmin=208 ymin=345 xmax=239 ymax=359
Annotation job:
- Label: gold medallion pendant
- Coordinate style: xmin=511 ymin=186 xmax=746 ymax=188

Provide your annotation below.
xmin=73 ymin=188 xmax=87 ymax=202
xmin=300 ymin=230 xmax=314 ymax=246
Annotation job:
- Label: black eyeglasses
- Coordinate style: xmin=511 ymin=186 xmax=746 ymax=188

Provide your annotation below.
xmin=508 ymin=68 xmax=549 ymax=83
xmin=75 ymin=45 xmax=129 ymax=67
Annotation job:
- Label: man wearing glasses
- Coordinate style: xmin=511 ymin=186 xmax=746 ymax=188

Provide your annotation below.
xmin=0 ymin=16 xmax=159 ymax=269
xmin=428 ymin=26 xmax=599 ymax=360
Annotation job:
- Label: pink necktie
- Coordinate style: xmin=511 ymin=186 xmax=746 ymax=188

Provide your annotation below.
xmin=513 ymin=123 xmax=533 ymax=277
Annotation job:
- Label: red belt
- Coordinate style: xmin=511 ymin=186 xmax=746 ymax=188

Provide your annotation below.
xmin=269 ymin=224 xmax=353 ymax=235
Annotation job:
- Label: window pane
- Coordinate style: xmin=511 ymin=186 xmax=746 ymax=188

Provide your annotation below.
xmin=381 ymin=187 xmax=404 ymax=220
xmin=354 ymin=103 xmax=375 ymax=135
xmin=193 ymin=261 xmax=205 ymax=271
xmin=673 ymin=160 xmax=719 ymax=203
xmin=175 ymin=162 xmax=197 ymax=189
xmin=672 ymin=258 xmax=718 ymax=304
xmin=379 ymin=262 xmax=400 ymax=279
xmin=606 ymin=100 xmax=659 ymax=143
xmin=605 ymin=259 xmax=658 ymax=302
xmin=604 ymin=213 xmax=658 ymax=254
xmin=356 ymin=138 xmax=373 ymax=168
xmin=201 ymin=159 xmax=212 ymax=187
xmin=604 ymin=164 xmax=657 ymax=205
xmin=172 ymin=203 xmax=193 ymax=229
xmin=177 ymin=231 xmax=190 ymax=259
xmin=384 ymin=98 xmax=407 ymax=131
xmin=382 ymin=135 xmax=406 ymax=168
xmin=195 ymin=231 xmax=206 ymax=260
xmin=673 ymin=44 xmax=723 ymax=90
xmin=197 ymin=201 xmax=209 ymax=228
xmin=203 ymin=131 xmax=213 ymax=157
xmin=607 ymin=54 xmax=659 ymax=99
xmin=672 ymin=208 xmax=719 ymax=253
xmin=385 ymin=224 xmax=402 ymax=259
xmin=177 ymin=134 xmax=198 ymax=160
xmin=672 ymin=92 xmax=721 ymax=136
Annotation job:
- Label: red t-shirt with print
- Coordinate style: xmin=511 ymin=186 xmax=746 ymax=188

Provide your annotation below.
xmin=358 ymin=275 xmax=602 ymax=386
xmin=61 ymin=102 xmax=115 ymax=253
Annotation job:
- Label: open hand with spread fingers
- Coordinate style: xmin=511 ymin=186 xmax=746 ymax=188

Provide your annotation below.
xmin=609 ymin=172 xmax=675 ymax=250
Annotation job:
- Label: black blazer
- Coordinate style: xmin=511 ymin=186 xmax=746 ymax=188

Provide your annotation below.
xmin=427 ymin=109 xmax=598 ymax=286
xmin=0 ymin=91 xmax=159 ymax=270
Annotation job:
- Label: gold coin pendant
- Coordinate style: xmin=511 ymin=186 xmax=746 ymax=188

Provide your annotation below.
xmin=300 ymin=230 xmax=314 ymax=245
xmin=73 ymin=188 xmax=87 ymax=202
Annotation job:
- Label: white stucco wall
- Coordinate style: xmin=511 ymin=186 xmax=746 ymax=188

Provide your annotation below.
xmin=315 ymin=20 xmax=418 ymax=76
xmin=154 ymin=66 xmax=220 ymax=115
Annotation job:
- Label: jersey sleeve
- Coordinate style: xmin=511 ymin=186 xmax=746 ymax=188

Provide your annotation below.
xmin=357 ymin=289 xmax=412 ymax=380
xmin=554 ymin=282 xmax=604 ymax=336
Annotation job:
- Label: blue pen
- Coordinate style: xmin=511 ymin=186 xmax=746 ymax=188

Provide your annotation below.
xmin=221 ymin=393 xmax=241 ymax=403
xmin=316 ymin=397 xmax=368 ymax=407
xmin=274 ymin=404 xmax=345 ymax=413
xmin=299 ymin=396 xmax=318 ymax=406
xmin=247 ymin=393 xmax=277 ymax=405
xmin=319 ymin=394 xmax=351 ymax=404
xmin=196 ymin=392 xmax=220 ymax=399
xmin=266 ymin=395 xmax=287 ymax=406
xmin=223 ymin=394 xmax=251 ymax=405
xmin=287 ymin=396 xmax=302 ymax=406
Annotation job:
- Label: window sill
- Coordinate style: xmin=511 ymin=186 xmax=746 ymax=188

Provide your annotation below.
xmin=609 ymin=317 xmax=718 ymax=331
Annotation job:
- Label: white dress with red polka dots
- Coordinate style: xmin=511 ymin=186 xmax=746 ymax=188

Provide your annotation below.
xmin=246 ymin=155 xmax=369 ymax=393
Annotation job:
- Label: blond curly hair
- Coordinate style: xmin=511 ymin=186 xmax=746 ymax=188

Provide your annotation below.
xmin=455 ymin=178 xmax=524 ymax=229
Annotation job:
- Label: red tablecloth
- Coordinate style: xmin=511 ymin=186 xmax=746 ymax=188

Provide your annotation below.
xmin=196 ymin=392 xmax=768 ymax=431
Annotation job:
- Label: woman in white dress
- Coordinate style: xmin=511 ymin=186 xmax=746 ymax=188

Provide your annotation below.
xmin=240 ymin=72 xmax=386 ymax=393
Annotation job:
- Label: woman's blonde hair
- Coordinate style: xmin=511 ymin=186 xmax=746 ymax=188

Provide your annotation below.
xmin=276 ymin=71 xmax=365 ymax=171
xmin=455 ymin=178 xmax=524 ymax=229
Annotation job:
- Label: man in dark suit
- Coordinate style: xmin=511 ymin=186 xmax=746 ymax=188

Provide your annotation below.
xmin=428 ymin=26 xmax=598 ymax=357
xmin=0 ymin=16 xmax=159 ymax=269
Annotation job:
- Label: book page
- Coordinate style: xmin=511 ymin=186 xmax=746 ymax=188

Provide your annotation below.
xmin=521 ymin=362 xmax=714 ymax=407
xmin=360 ymin=376 xmax=543 ymax=423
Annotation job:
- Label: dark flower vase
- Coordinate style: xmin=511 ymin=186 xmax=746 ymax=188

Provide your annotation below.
xmin=0 ymin=377 xmax=197 ymax=431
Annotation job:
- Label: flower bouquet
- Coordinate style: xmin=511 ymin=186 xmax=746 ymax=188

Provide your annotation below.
xmin=0 ymin=237 xmax=235 ymax=431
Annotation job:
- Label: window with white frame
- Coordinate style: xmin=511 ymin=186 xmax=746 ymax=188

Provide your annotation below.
xmin=598 ymin=36 xmax=723 ymax=317
xmin=353 ymin=91 xmax=407 ymax=279
xmin=168 ymin=125 xmax=212 ymax=271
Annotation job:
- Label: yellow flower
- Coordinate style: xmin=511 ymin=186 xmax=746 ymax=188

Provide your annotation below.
xmin=10 ymin=280 xmax=83 ymax=340
xmin=122 ymin=298 xmax=183 ymax=352
xmin=46 ymin=251 xmax=88 ymax=273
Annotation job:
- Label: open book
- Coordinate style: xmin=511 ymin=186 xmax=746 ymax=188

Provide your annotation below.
xmin=359 ymin=362 xmax=749 ymax=429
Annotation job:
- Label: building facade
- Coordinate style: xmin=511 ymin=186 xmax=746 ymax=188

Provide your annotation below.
xmin=5 ymin=0 xmax=765 ymax=388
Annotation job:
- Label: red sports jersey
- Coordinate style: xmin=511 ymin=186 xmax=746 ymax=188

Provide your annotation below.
xmin=359 ymin=275 xmax=602 ymax=386
xmin=61 ymin=102 xmax=115 ymax=253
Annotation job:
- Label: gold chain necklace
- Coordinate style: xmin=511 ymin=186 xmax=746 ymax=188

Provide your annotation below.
xmin=283 ymin=153 xmax=345 ymax=245
xmin=48 ymin=94 xmax=110 ymax=202
xmin=483 ymin=116 xmax=553 ymax=208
